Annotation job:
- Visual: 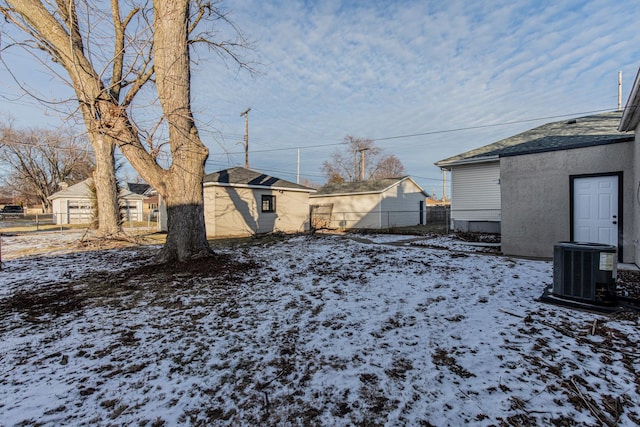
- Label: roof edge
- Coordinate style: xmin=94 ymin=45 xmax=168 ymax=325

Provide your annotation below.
xmin=620 ymin=67 xmax=640 ymax=131
xmin=435 ymin=155 xmax=500 ymax=169
xmin=311 ymin=176 xmax=428 ymax=198
xmin=203 ymin=181 xmax=316 ymax=193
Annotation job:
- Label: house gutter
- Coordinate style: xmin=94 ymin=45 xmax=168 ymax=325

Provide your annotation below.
xmin=309 ymin=190 xmax=383 ymax=198
xmin=202 ymin=182 xmax=316 ymax=194
xmin=619 ymin=67 xmax=640 ymax=131
xmin=435 ymin=154 xmax=500 ymax=170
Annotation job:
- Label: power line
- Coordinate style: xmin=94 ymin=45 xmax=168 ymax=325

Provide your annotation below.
xmin=207 ymin=107 xmax=616 ymax=156
xmin=3 ymin=106 xmax=619 ymax=184
xmin=204 ymin=159 xmax=328 ymax=180
xmin=373 ymin=108 xmax=614 ymax=141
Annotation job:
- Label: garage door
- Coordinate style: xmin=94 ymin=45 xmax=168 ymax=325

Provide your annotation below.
xmin=68 ymin=200 xmax=93 ymax=224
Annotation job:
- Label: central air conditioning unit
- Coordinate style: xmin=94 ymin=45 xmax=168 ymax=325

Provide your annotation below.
xmin=552 ymin=242 xmax=617 ymax=305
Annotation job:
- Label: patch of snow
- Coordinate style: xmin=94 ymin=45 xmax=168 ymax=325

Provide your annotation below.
xmin=0 ymin=232 xmax=638 ymax=426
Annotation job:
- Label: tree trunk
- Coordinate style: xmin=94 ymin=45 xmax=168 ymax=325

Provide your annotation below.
xmin=91 ymin=134 xmax=121 ymax=236
xmin=159 ymin=172 xmax=211 ymax=262
xmin=152 ymin=0 xmax=211 ymax=262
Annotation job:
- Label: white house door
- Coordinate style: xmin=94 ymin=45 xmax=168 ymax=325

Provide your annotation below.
xmin=573 ymin=175 xmax=618 ymax=246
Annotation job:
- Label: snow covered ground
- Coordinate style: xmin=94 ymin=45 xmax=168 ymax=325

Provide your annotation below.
xmin=0 ymin=231 xmax=638 ymax=426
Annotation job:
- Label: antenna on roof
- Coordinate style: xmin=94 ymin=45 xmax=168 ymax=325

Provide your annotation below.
xmin=618 ymin=71 xmax=622 ymax=112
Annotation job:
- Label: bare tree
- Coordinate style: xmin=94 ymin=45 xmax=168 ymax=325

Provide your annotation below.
xmin=370 ymin=154 xmax=405 ymax=180
xmin=321 ymin=136 xmax=406 ymax=184
xmin=0 ymin=125 xmax=94 ymax=210
xmin=1 ymin=1 xmax=254 ymax=261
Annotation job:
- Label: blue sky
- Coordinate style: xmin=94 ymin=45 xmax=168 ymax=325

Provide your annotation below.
xmin=2 ymin=0 xmax=640 ymax=197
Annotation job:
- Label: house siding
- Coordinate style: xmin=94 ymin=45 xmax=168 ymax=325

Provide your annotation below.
xmin=203 ymin=185 xmax=310 ymax=237
xmin=310 ymin=193 xmax=382 ymax=229
xmin=310 ymin=179 xmax=426 ymax=229
xmin=450 ymin=162 xmax=501 ymax=228
xmin=380 ymin=179 xmax=426 ymax=226
xmin=635 ymin=127 xmax=640 ymax=266
xmin=501 ymin=142 xmax=635 ymax=261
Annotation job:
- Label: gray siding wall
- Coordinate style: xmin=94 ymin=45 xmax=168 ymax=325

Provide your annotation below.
xmin=635 ymin=128 xmax=640 ymax=266
xmin=450 ymin=161 xmax=501 ymax=229
xmin=501 ymin=142 xmax=635 ymax=261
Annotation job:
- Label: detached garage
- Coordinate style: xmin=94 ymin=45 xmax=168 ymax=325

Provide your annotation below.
xmin=49 ymin=178 xmax=145 ymax=225
xmin=309 ymin=176 xmax=428 ymax=230
xmin=203 ymin=167 xmax=315 ymax=237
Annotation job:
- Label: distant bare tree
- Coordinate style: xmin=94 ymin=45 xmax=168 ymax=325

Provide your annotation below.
xmin=371 ymin=154 xmax=405 ymax=179
xmin=321 ymin=136 xmax=406 ymax=184
xmin=0 ymin=125 xmax=94 ymax=210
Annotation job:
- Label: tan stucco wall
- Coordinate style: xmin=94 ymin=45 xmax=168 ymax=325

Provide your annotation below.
xmin=501 ymin=142 xmax=635 ymax=262
xmin=203 ymin=185 xmax=310 ymax=237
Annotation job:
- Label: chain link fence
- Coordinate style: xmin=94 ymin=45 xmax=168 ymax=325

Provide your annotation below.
xmin=0 ymin=212 xmax=160 ymax=232
xmin=310 ymin=206 xmax=451 ymax=232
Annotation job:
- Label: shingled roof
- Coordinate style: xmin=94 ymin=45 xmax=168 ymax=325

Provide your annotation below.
xmin=126 ymin=183 xmax=151 ymax=195
xmin=435 ymin=111 xmax=633 ymax=168
xmin=313 ymin=176 xmax=427 ymax=197
xmin=203 ymin=167 xmax=315 ymax=192
xmin=48 ymin=178 xmax=144 ymax=200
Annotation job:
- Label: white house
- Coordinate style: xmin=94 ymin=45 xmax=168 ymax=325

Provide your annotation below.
xmin=49 ymin=178 xmax=146 ymax=225
xmin=309 ymin=176 xmax=428 ymax=230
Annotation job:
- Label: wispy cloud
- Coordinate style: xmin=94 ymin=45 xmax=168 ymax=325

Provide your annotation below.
xmin=2 ymin=0 xmax=639 ymax=193
xmin=193 ymin=0 xmax=640 ymax=192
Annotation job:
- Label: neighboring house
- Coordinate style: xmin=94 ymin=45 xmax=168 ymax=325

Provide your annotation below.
xmin=309 ymin=176 xmax=428 ymax=230
xmin=125 ymin=182 xmax=161 ymax=218
xmin=202 ymin=167 xmax=315 ymax=237
xmin=618 ymin=68 xmax=640 ymax=267
xmin=435 ymin=111 xmax=636 ymax=263
xmin=49 ymin=179 xmax=146 ymax=225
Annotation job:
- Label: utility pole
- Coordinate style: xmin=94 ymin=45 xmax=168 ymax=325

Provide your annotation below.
xmin=442 ymin=169 xmax=447 ymax=204
xmin=353 ymin=150 xmax=357 ymax=182
xmin=297 ymin=147 xmax=300 ymax=184
xmin=240 ymin=107 xmax=251 ymax=168
xmin=357 ymin=147 xmax=369 ymax=181
xmin=618 ymin=71 xmax=623 ymax=111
